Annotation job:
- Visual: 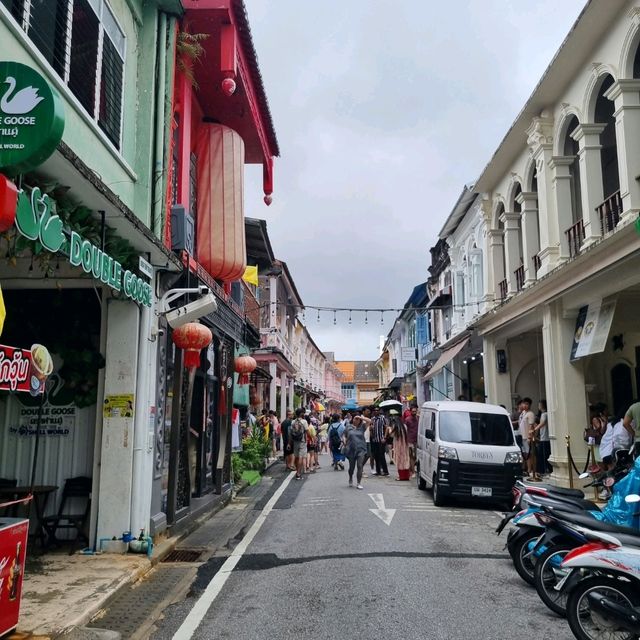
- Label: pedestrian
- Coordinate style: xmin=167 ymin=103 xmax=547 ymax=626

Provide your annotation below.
xmin=622 ymin=399 xmax=640 ymax=440
xmin=534 ymin=399 xmax=552 ymax=478
xmin=370 ymin=406 xmax=389 ymax=477
xmin=519 ymin=397 xmax=537 ymax=478
xmin=511 ymin=398 xmax=523 ymax=450
xmin=281 ymin=409 xmax=295 ymax=470
xmin=328 ymin=413 xmax=345 ymax=470
xmin=388 ymin=411 xmax=411 ymax=480
xmin=268 ymin=410 xmax=280 ymax=457
xmin=306 ymin=419 xmax=318 ymax=473
xmin=318 ymin=416 xmax=329 ymax=454
xmin=344 ymin=414 xmax=367 ymax=489
xmin=289 ymin=408 xmax=309 ymax=480
xmin=259 ymin=409 xmax=270 ymax=442
xmin=585 ymin=403 xmax=607 ymax=445
xmin=404 ymin=404 xmax=419 ymax=478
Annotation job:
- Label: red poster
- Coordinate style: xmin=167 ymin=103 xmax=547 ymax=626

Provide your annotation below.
xmin=0 ymin=519 xmax=28 ymax=637
xmin=0 ymin=343 xmax=51 ymax=394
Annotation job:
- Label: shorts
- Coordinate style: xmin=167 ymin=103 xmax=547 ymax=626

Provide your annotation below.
xmin=521 ymin=439 xmax=530 ymax=456
xmin=308 ymin=444 xmax=317 ymax=453
xmin=293 ymin=440 xmax=307 ymax=458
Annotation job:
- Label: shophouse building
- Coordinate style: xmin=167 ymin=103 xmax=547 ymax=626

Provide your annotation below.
xmin=335 ymin=360 xmax=378 ymax=409
xmin=323 ymin=352 xmax=345 ymax=412
xmin=472 ymin=0 xmax=640 ymax=483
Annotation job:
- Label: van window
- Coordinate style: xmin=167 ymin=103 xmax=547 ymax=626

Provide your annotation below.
xmin=439 ymin=411 xmax=514 ymax=446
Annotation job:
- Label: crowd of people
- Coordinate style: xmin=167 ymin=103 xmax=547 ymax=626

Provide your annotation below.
xmin=254 ymin=404 xmax=420 ymax=487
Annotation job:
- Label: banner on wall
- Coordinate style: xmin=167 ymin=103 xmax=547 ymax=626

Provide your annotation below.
xmin=570 ymin=300 xmax=617 ymax=361
xmin=0 ymin=343 xmax=51 ymax=395
xmin=9 ymin=404 xmax=76 ymax=437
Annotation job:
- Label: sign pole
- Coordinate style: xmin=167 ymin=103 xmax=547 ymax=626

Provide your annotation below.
xmin=29 ymin=390 xmax=46 ymax=492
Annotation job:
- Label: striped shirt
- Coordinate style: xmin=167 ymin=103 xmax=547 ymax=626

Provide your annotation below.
xmin=371 ymin=415 xmax=387 ymax=443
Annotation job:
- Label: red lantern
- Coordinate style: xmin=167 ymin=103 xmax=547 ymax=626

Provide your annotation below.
xmin=234 ymin=354 xmax=257 ymax=385
xmin=0 ymin=175 xmax=17 ymax=232
xmin=172 ymin=322 xmax=212 ymax=369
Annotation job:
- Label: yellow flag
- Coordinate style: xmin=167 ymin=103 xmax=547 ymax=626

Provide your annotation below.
xmin=242 ymin=265 xmax=259 ymax=286
xmin=0 ymin=284 xmax=6 ymax=336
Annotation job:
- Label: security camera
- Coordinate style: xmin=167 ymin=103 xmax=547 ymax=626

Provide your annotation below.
xmin=166 ymin=292 xmax=217 ymax=329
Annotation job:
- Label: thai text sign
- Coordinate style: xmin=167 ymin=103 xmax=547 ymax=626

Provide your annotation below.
xmin=15 ymin=187 xmax=152 ymax=307
xmin=10 ymin=404 xmax=76 ymax=437
xmin=0 ymin=61 xmax=65 ymax=172
xmin=0 ymin=345 xmax=32 ymax=393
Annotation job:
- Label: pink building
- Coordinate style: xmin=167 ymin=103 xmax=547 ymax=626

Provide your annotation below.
xmin=323 ymin=352 xmax=345 ymax=410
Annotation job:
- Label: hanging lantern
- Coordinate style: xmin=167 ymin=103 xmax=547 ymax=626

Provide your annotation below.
xmin=234 ymin=354 xmax=257 ymax=385
xmin=172 ymin=322 xmax=212 ymax=369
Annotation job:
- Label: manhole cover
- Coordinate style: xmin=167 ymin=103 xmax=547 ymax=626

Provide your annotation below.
xmin=162 ymin=549 xmax=202 ymax=562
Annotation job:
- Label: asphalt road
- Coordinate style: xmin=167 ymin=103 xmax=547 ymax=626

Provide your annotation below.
xmin=151 ymin=453 xmax=573 ymax=640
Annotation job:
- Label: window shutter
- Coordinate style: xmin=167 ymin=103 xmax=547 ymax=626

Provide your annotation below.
xmin=27 ymin=0 xmax=69 ymax=77
xmin=69 ymin=0 xmax=99 ymax=114
xmin=98 ymin=34 xmax=123 ymax=147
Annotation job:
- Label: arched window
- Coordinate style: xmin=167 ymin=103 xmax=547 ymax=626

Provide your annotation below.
xmin=563 ymin=115 xmax=583 ymax=223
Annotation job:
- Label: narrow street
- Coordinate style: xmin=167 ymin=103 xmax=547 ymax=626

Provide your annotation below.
xmin=124 ymin=454 xmax=573 ymax=640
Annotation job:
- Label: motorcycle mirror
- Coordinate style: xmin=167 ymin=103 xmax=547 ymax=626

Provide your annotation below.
xmin=624 ymin=494 xmax=640 ymax=503
xmin=604 ymin=477 xmax=615 ymax=487
xmin=579 ymin=472 xmax=590 ymax=479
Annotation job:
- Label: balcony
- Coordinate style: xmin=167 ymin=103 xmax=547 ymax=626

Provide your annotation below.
xmin=565 ymin=219 xmax=585 ymax=258
xmin=597 ymin=190 xmax=622 ymax=235
xmin=532 ymin=253 xmax=541 ymax=275
xmin=498 ymin=279 xmax=508 ymax=301
xmin=514 ymin=264 xmax=525 ymax=292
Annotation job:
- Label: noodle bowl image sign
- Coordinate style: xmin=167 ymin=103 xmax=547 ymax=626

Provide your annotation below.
xmin=0 ymin=61 xmax=65 ymax=172
xmin=0 ymin=343 xmax=52 ymax=395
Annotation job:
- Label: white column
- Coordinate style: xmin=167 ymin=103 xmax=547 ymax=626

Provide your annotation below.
xmin=97 ymin=300 xmax=140 ymax=542
xmin=605 ymin=79 xmax=640 ymax=226
xmin=280 ymin=373 xmax=287 ymax=421
xmin=549 ymin=156 xmax=576 ymax=261
xmin=517 ymin=192 xmax=540 ymax=286
xmin=500 ymin=212 xmax=521 ymax=295
xmin=542 ymin=301 xmax=588 ymax=486
xmin=269 ymin=362 xmax=277 ymax=410
xmin=526 ymin=115 xmax=558 ymax=277
xmin=572 ymin=123 xmax=606 ymax=248
xmin=482 ymin=334 xmax=511 ymax=407
xmin=488 ymin=229 xmax=504 ymax=300
xmin=288 ymin=377 xmax=295 ymax=411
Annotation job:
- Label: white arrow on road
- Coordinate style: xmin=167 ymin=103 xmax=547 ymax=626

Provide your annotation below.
xmin=368 ymin=493 xmax=396 ymax=526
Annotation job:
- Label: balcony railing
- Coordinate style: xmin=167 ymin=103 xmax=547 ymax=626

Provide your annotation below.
xmin=565 ymin=219 xmax=585 ymax=258
xmin=597 ymin=190 xmax=622 ymax=235
xmin=532 ymin=253 xmax=541 ymax=275
xmin=514 ymin=264 xmax=525 ymax=292
xmin=498 ymin=279 xmax=508 ymax=301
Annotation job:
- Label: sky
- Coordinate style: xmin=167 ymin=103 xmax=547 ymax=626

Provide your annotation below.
xmin=243 ymin=0 xmax=586 ymax=360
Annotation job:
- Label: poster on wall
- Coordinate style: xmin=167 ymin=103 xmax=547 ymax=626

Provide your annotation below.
xmin=572 ymin=300 xmax=617 ymax=360
xmin=9 ymin=404 xmax=76 ymax=437
xmin=0 ymin=343 xmax=52 ymax=395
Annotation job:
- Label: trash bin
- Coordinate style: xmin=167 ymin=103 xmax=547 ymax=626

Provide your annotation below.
xmin=0 ymin=518 xmax=29 ymax=637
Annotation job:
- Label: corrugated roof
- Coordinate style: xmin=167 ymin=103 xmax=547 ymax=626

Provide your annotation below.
xmin=335 ymin=361 xmax=355 ymax=381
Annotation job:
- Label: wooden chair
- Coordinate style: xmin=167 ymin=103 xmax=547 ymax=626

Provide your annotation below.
xmin=42 ymin=476 xmax=92 ymax=550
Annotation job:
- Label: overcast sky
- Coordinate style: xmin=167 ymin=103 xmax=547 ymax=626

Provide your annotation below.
xmin=244 ymin=0 xmax=586 ymax=360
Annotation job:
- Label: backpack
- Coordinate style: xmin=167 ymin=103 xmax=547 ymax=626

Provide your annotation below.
xmin=329 ymin=424 xmax=342 ymax=449
xmin=291 ymin=419 xmax=305 ymax=442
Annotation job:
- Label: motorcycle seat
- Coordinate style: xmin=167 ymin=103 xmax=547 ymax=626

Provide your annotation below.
xmin=530 ymin=495 xmax=600 ymax=512
xmin=550 ymin=509 xmax=639 ymax=537
xmin=612 ymin=533 xmax=640 ymax=548
xmin=522 ymin=482 xmax=585 ymax=499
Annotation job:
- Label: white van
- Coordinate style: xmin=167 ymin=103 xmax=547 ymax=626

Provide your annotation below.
xmin=416 ymin=401 xmax=522 ymax=507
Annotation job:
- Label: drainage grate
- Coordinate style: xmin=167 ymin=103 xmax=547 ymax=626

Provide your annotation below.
xmin=161 ymin=549 xmax=203 ymax=563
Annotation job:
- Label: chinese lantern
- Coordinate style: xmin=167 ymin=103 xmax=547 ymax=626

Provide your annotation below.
xmin=234 ymin=354 xmax=257 ymax=385
xmin=0 ymin=175 xmax=17 ymax=232
xmin=172 ymin=322 xmax=212 ymax=369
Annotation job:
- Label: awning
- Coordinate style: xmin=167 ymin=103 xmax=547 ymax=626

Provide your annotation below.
xmin=423 ymin=337 xmax=470 ymax=381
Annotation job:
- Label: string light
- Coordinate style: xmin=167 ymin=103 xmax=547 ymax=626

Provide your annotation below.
xmin=365 ymin=311 xmax=368 ymax=324
xmin=348 ymin=310 xmax=352 ymax=324
xmin=333 ymin=310 xmax=337 ymax=325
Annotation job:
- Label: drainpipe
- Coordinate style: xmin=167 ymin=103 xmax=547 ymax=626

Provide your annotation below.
xmin=130 ymin=286 xmax=154 ymax=535
xmin=152 ymin=12 xmax=168 ymax=238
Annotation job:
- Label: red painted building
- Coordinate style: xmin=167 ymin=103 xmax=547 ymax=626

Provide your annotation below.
xmin=150 ymin=0 xmax=279 ymax=533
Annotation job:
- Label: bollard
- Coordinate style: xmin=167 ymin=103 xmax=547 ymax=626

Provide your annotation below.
xmin=565 ymin=435 xmax=574 ymax=489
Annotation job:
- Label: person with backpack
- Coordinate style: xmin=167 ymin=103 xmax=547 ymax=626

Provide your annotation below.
xmin=289 ymin=408 xmax=309 ymax=480
xmin=328 ymin=413 xmax=345 ymax=470
xmin=344 ymin=414 xmax=367 ymax=489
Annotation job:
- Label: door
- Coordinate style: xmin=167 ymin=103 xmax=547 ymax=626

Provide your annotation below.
xmin=611 ymin=363 xmax=633 ymax=419
xmin=424 ymin=411 xmax=437 ymax=486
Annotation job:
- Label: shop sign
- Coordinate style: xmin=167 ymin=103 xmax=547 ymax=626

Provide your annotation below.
xmin=401 ymin=347 xmax=417 ymax=361
xmin=15 ymin=187 xmax=152 ymax=307
xmin=9 ymin=404 xmax=76 ymax=437
xmin=0 ymin=61 xmax=65 ymax=173
xmin=0 ymin=343 xmax=50 ymax=395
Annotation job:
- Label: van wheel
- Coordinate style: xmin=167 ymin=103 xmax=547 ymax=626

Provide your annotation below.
xmin=432 ymin=475 xmax=445 ymax=506
xmin=416 ymin=467 xmax=426 ymax=490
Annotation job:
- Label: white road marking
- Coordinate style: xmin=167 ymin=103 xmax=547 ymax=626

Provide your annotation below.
xmin=368 ymin=493 xmax=396 ymax=526
xmin=172 ymin=471 xmax=297 ymax=639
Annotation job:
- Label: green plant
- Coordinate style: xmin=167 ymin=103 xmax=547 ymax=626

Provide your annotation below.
xmin=176 ymin=31 xmax=209 ymax=88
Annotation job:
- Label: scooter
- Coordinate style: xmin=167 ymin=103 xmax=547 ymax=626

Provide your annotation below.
xmin=560 ymin=496 xmax=640 ymax=639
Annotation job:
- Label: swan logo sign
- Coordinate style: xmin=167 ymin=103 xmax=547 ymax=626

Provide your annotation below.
xmin=0 ymin=61 xmax=65 ymax=172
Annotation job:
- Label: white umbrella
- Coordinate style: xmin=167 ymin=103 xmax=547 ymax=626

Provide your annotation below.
xmin=378 ymin=399 xmax=403 ymax=409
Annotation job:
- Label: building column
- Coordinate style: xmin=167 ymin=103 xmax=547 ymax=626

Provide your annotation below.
xmin=549 ymin=156 xmax=576 ymax=262
xmin=542 ymin=301 xmax=588 ymax=486
xmin=572 ymin=123 xmax=606 ymax=248
xmin=517 ymin=192 xmax=540 ymax=286
xmin=482 ymin=334 xmax=511 ymax=407
xmin=96 ymin=300 xmax=140 ymax=542
xmin=526 ymin=115 xmax=558 ymax=277
xmin=288 ymin=377 xmax=295 ymax=411
xmin=488 ymin=229 xmax=504 ymax=300
xmin=280 ymin=373 xmax=287 ymax=421
xmin=500 ymin=212 xmax=521 ymax=295
xmin=605 ymin=79 xmax=640 ymax=226
xmin=269 ymin=362 xmax=277 ymax=410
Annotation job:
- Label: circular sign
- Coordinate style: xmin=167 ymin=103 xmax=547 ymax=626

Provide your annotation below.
xmin=0 ymin=61 xmax=65 ymax=173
